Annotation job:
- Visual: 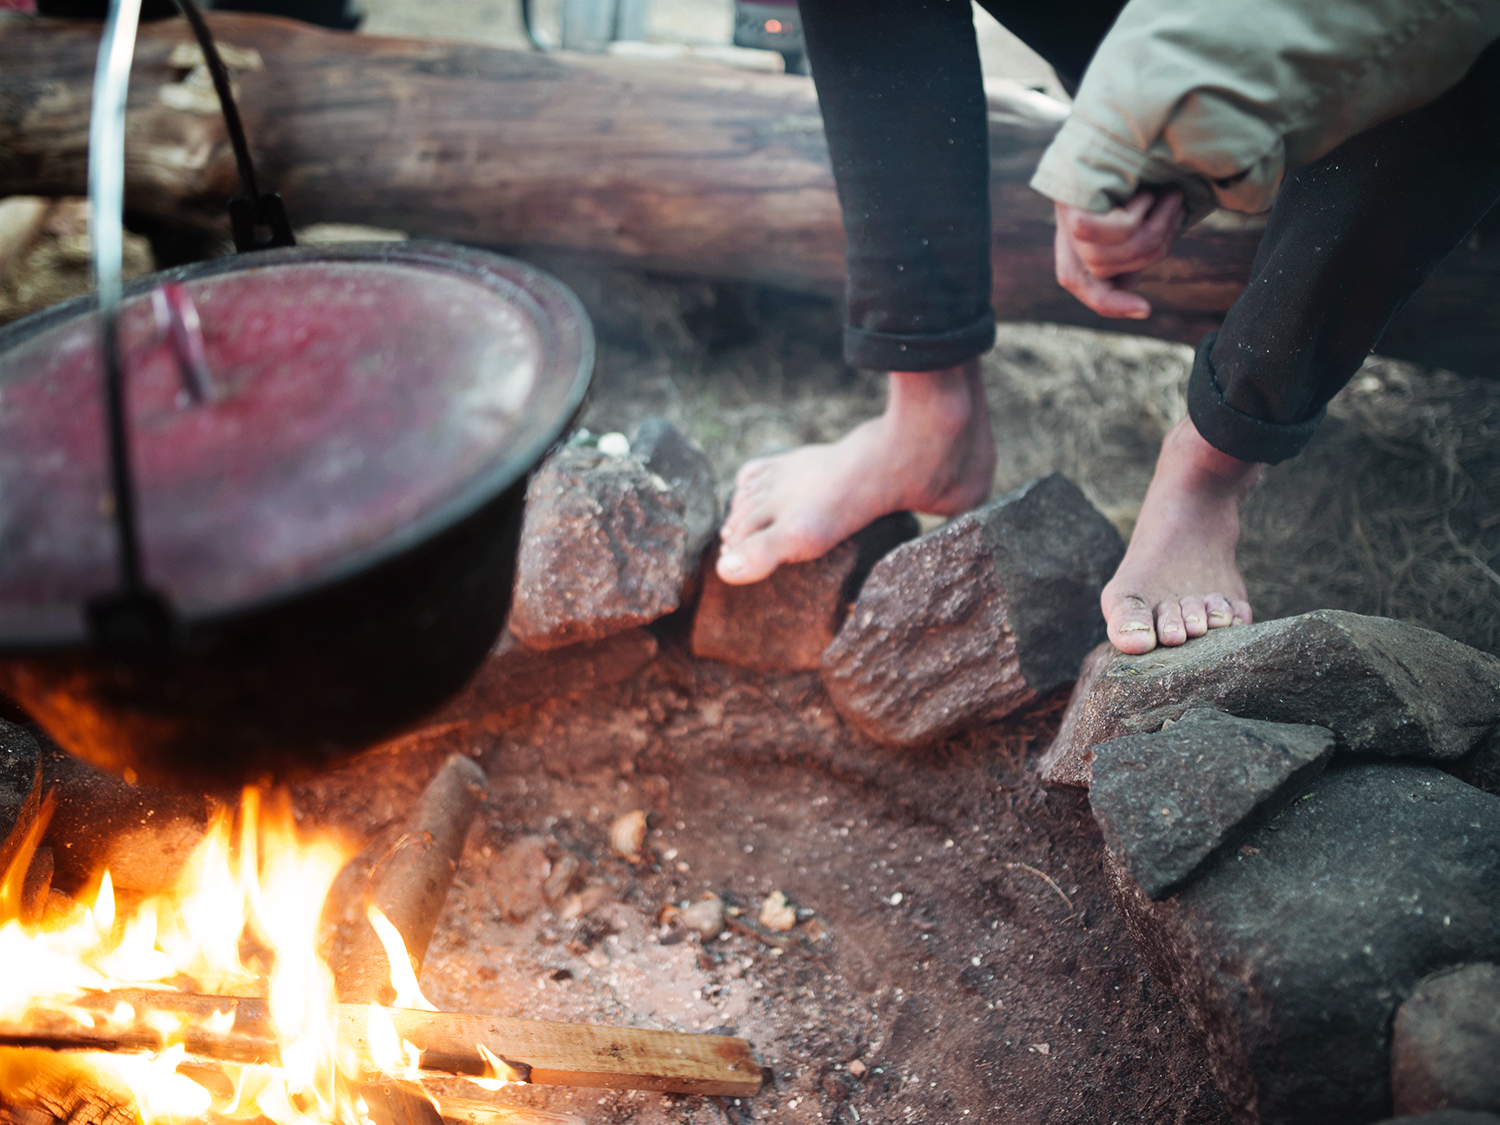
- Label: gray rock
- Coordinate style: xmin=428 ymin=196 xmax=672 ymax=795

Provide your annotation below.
xmin=1047 ymin=610 xmax=1500 ymax=786
xmin=38 ymin=737 xmax=211 ymax=895
xmin=632 ymin=417 xmax=719 ymax=563
xmin=1037 ymin=641 xmax=1118 ymax=787
xmin=1453 ymin=728 xmax=1500 ymax=795
xmin=432 ymin=626 xmax=658 ymax=722
xmin=1369 ymin=1115 xmax=1500 ymax=1125
xmin=510 ymin=446 xmax=688 ymax=649
xmin=692 ymin=512 xmax=917 ymax=673
xmin=1090 ymin=709 xmax=1335 ymax=899
xmin=1109 ymin=761 xmax=1500 ymax=1125
xmin=821 ymin=474 xmax=1123 ymax=745
xmin=1 ymin=717 xmax=40 ymax=847
xmin=1392 ymin=963 xmax=1500 ymax=1115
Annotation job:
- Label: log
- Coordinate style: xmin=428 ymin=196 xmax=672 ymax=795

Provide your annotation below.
xmin=0 ymin=989 xmax=765 ymax=1097
xmin=3 ymin=14 xmax=1490 ymax=369
xmin=332 ymin=753 xmax=488 ymax=1005
xmin=0 ymin=11 xmax=1250 ymax=347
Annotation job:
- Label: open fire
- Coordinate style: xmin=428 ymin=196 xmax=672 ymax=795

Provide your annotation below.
xmin=0 ymin=785 xmax=458 ymax=1124
xmin=0 ymin=752 xmax=761 ymax=1125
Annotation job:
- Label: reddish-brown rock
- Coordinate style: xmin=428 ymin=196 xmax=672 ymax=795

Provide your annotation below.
xmin=691 ymin=513 xmax=918 ymax=673
xmin=509 ymin=446 xmax=687 ymax=649
xmin=1392 ymin=963 xmax=1500 ymax=1116
xmin=1037 ymin=640 xmax=1117 ymax=787
xmin=821 ymin=474 xmax=1123 ymax=745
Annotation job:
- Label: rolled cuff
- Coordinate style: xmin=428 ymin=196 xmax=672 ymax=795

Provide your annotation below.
xmin=844 ymin=310 xmax=997 ymax=372
xmin=1187 ymin=333 xmax=1324 ymax=465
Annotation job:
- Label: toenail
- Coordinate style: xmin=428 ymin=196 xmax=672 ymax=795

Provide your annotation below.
xmin=1232 ymin=616 xmax=1245 ymax=625
xmin=1185 ymin=615 xmax=1203 ymax=626
xmin=718 ymin=551 xmax=746 ymax=577
xmin=1118 ymin=622 xmax=1152 ymax=634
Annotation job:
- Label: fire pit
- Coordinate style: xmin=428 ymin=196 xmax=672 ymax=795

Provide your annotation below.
xmin=279 ymin=653 xmax=1227 ymax=1125
xmin=0 ymin=731 xmax=763 ymax=1125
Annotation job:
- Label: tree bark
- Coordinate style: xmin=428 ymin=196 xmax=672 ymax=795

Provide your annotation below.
xmin=1 ymin=12 xmax=1494 ymax=367
xmin=0 ymin=12 xmax=1255 ymax=342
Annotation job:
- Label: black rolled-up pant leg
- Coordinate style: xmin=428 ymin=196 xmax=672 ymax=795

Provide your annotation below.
xmin=799 ymin=0 xmax=995 ymax=372
xmin=1190 ymin=38 xmax=1500 ymax=465
xmin=797 ymin=0 xmax=1124 ymax=372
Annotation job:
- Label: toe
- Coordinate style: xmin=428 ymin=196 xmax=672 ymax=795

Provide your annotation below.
xmin=1154 ymin=599 xmax=1189 ymax=647
xmin=731 ymin=457 xmax=772 ymax=497
xmin=1203 ymin=593 xmax=1235 ymax=628
xmin=1179 ymin=595 xmax=1208 ymax=638
xmin=1230 ymin=598 xmax=1253 ymax=627
xmin=715 ymin=527 xmax=784 ymax=586
xmin=1105 ymin=592 xmax=1158 ymax=655
xmin=719 ymin=485 xmax=773 ymax=545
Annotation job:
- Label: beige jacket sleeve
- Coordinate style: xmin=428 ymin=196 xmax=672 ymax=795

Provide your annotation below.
xmin=1030 ymin=0 xmax=1500 ymax=220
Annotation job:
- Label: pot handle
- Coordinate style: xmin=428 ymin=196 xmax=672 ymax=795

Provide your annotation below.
xmin=88 ymin=0 xmax=162 ymax=641
xmin=86 ymin=0 xmax=292 ymax=652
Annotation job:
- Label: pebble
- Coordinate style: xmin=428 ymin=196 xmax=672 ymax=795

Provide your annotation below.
xmin=759 ymin=890 xmax=797 ymax=932
xmin=609 ymin=809 xmax=648 ymax=860
xmin=678 ymin=895 xmax=726 ymax=940
xmin=597 ymin=431 xmax=631 ymax=456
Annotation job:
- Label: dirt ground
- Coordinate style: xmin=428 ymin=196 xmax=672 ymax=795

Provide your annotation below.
xmin=279 ymin=259 xmax=1498 ymax=1125
xmin=299 ymin=651 xmax=1229 ymax=1125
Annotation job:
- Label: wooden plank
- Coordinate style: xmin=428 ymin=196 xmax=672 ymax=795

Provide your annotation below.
xmin=435 ymin=1097 xmax=584 ymax=1125
xmin=0 ymin=989 xmax=764 ymax=1098
xmin=346 ymin=1006 xmax=763 ymax=1097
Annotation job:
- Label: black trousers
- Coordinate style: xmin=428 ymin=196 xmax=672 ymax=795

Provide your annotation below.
xmin=799 ymin=0 xmax=1500 ymax=464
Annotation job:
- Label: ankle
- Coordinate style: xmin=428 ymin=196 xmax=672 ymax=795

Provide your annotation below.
xmin=886 ymin=360 xmax=983 ymax=440
xmin=1163 ymin=416 xmax=1262 ymax=499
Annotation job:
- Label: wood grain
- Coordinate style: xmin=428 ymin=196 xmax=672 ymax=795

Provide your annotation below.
xmin=0 ymin=989 xmax=764 ymax=1097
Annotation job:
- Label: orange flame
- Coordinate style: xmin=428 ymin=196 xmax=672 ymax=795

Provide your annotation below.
xmin=0 ymin=788 xmax=381 ymax=1123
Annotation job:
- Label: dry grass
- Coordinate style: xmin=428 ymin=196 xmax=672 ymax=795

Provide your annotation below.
xmin=564 ymin=266 xmax=1500 ymax=657
xmin=983 ymin=326 xmax=1500 ymax=655
xmin=1241 ymin=358 xmax=1500 ymax=654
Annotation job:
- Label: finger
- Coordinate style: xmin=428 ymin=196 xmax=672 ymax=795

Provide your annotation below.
xmin=1056 ymin=227 xmax=1152 ymax=318
xmin=1074 ymin=194 xmax=1185 ymax=276
xmin=1135 ymin=188 xmax=1185 ymax=253
xmin=1066 ymin=189 xmax=1157 ymax=245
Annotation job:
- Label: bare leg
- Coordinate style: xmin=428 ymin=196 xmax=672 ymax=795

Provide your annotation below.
xmin=716 ymin=360 xmax=995 ymax=584
xmin=1101 ymin=415 xmax=1262 ymax=654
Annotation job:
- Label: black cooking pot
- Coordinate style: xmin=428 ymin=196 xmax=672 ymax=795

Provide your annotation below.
xmin=0 ymin=0 xmax=594 ymax=788
xmin=0 ymin=240 xmax=592 ymax=788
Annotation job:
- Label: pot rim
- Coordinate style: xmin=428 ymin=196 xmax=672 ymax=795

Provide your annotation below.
xmin=0 ymin=239 xmax=594 ymax=649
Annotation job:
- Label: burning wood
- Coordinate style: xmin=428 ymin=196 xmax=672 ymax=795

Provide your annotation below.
xmin=332 ymin=754 xmax=489 ymax=1007
xmin=0 ymin=751 xmax=762 ymax=1123
xmin=0 ymin=990 xmax=762 ymax=1096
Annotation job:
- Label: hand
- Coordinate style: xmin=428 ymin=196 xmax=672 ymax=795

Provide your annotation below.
xmin=1053 ymin=188 xmax=1184 ymax=319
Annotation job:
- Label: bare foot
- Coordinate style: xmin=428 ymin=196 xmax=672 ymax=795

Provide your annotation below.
xmin=1101 ymin=415 xmax=1262 ymax=654
xmin=716 ymin=360 xmax=996 ymax=584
